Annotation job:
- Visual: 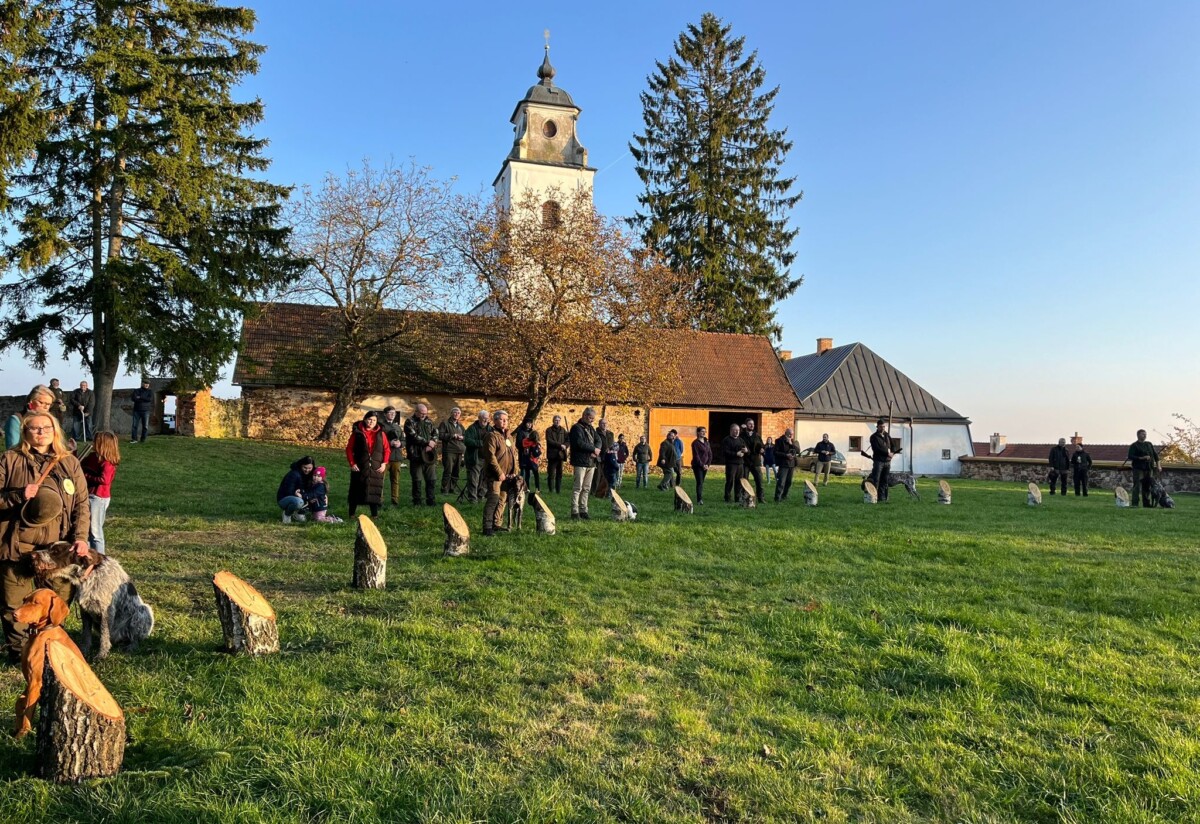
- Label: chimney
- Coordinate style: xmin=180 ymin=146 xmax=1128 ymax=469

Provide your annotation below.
xmin=816 ymin=337 xmax=833 ymax=354
xmin=989 ymin=433 xmax=1006 ymax=455
xmin=779 ymin=349 xmax=792 ymax=361
xmin=1070 ymin=431 xmax=1083 ymax=446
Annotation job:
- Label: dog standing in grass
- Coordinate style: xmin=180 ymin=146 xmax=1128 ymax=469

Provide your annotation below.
xmin=33 ymin=542 xmax=153 ymax=659
xmin=504 ymin=476 xmax=527 ymax=531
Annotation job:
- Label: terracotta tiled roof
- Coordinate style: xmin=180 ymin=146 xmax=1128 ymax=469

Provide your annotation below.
xmin=967 ymin=442 xmax=1149 ymax=462
xmin=233 ymin=303 xmax=801 ymax=411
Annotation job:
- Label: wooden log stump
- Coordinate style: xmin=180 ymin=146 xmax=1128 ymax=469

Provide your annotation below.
xmin=739 ymin=477 xmax=757 ymax=508
xmin=803 ymin=480 xmax=818 ymax=507
xmin=35 ymin=636 xmax=125 ymax=783
xmin=530 ymin=493 xmax=556 ymax=535
xmin=213 ymin=571 xmax=279 ymax=656
xmin=1114 ymin=485 xmax=1130 ymax=508
xmin=936 ymin=479 xmax=955 ymax=506
xmin=1027 ymin=482 xmax=1042 ymax=506
xmin=443 ymin=503 xmax=470 ymax=557
xmin=862 ymin=481 xmax=878 ymax=504
xmin=673 ymin=485 xmax=693 ymax=514
xmin=610 ymin=489 xmax=632 ymax=522
xmin=352 ymin=515 xmax=387 ymax=589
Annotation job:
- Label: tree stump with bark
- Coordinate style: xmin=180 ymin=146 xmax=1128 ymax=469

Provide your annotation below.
xmin=803 ymin=480 xmax=818 ymax=506
xmin=352 ymin=514 xmax=388 ymax=589
xmin=862 ymin=481 xmax=878 ymax=504
xmin=937 ymin=480 xmax=952 ymax=505
xmin=1027 ymin=482 xmax=1042 ymax=506
xmin=739 ymin=478 xmax=757 ymax=509
xmin=213 ymin=571 xmax=279 ymax=656
xmin=610 ymin=489 xmax=632 ymax=521
xmin=443 ymin=503 xmax=470 ymax=556
xmin=34 ymin=636 xmax=124 ymax=783
xmin=530 ymin=493 xmax=556 ymax=535
xmin=673 ymin=485 xmax=693 ymax=514
xmin=1114 ymin=485 xmax=1129 ymax=508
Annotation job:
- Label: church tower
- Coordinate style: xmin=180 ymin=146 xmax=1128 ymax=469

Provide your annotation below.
xmin=493 ymin=42 xmax=595 ymax=213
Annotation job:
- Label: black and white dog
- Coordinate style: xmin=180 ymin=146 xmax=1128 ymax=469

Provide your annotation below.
xmin=33 ymin=543 xmax=154 ymax=659
xmin=1149 ymin=479 xmax=1176 ymax=509
xmin=861 ymin=472 xmax=920 ymax=500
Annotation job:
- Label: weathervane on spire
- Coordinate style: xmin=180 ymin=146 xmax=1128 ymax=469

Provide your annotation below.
xmin=537 ymin=29 xmax=556 ymax=84
xmin=544 ymin=28 xmax=551 ymax=51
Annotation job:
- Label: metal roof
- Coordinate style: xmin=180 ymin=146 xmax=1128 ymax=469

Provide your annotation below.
xmin=783 ymin=342 xmax=968 ymax=422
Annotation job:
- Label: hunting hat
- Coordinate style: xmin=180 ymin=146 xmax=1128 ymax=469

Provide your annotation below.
xmin=21 ymin=486 xmax=63 ymax=528
xmin=876 ymin=418 xmax=887 ymax=426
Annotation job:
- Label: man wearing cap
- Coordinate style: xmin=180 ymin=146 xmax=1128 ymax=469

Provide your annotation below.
xmin=0 ymin=412 xmax=89 ymax=662
xmin=483 ymin=411 xmax=518 ymax=536
xmin=379 ymin=407 xmax=405 ymax=506
xmin=131 ymin=379 xmax=154 ymax=443
xmin=860 ymin=419 xmax=902 ymax=502
xmin=464 ymin=410 xmax=492 ymax=503
xmin=404 ymin=403 xmax=439 ymax=506
xmin=1047 ymin=438 xmax=1071 ymax=496
xmin=438 ymin=407 xmax=467 ymax=494
xmin=569 ymin=407 xmax=603 ymax=519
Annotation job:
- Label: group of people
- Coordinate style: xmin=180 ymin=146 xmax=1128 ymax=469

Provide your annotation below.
xmin=5 ymin=377 xmax=155 ymax=448
xmin=1046 ymin=429 xmax=1163 ymax=507
xmin=0 ymin=383 xmax=126 ymax=663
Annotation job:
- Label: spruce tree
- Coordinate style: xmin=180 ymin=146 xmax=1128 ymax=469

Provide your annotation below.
xmin=630 ymin=13 xmax=801 ymax=339
xmin=0 ymin=1 xmax=300 ymax=426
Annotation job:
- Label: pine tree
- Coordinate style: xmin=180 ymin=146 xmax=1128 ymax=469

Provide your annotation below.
xmin=0 ymin=1 xmax=300 ymax=427
xmin=630 ymin=12 xmax=802 ymax=339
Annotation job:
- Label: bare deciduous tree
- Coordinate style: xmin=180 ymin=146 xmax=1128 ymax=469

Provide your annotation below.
xmin=286 ymin=160 xmax=457 ymax=440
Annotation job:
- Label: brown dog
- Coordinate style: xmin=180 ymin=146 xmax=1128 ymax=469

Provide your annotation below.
xmin=12 ymin=589 xmax=84 ymax=738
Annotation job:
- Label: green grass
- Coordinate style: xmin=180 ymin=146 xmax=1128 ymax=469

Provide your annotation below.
xmin=1 ymin=437 xmax=1198 ymax=823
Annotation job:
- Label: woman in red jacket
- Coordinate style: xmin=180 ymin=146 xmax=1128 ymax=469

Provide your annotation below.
xmin=345 ymin=411 xmax=390 ymax=517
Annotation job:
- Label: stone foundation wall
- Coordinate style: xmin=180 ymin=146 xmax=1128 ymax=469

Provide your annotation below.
xmin=961 ymin=458 xmax=1200 ymax=494
xmin=177 ymin=390 xmax=246 ymax=439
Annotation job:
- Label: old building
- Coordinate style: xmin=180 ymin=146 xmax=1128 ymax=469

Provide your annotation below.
xmin=232 ymin=302 xmax=802 ymax=451
xmin=782 ymin=338 xmax=973 ymax=475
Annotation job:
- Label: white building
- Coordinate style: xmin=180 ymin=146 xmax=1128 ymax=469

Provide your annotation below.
xmin=783 ymin=338 xmax=974 ymax=476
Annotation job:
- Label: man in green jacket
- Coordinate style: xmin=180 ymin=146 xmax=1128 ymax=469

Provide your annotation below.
xmin=463 ymin=410 xmax=491 ymax=503
xmin=404 ymin=403 xmax=439 ymax=506
xmin=544 ymin=415 xmax=569 ymax=494
xmin=1125 ymin=429 xmax=1160 ymax=508
xmin=438 ymin=407 xmax=467 ymax=494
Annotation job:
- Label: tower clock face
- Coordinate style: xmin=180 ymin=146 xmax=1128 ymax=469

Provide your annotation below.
xmin=542 ymin=119 xmax=558 ymax=138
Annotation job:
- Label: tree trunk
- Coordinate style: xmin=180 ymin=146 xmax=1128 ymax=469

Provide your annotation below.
xmin=1027 ymin=482 xmax=1043 ymax=506
xmin=352 ymin=514 xmax=387 ymax=589
xmin=443 ymin=503 xmax=470 ymax=557
xmin=673 ymin=485 xmax=693 ymax=514
xmin=35 ymin=636 xmax=125 ymax=783
xmin=318 ymin=377 xmax=357 ymax=442
xmin=739 ymin=478 xmax=757 ymax=509
xmin=213 ymin=571 xmax=279 ymax=655
xmin=1113 ymin=485 xmax=1128 ymax=508
xmin=610 ymin=489 xmax=631 ymax=522
xmin=530 ymin=492 xmax=556 ymax=535
xmin=937 ymin=480 xmax=952 ymax=505
xmin=862 ymin=481 xmax=878 ymax=504
xmin=803 ymin=480 xmax=818 ymax=507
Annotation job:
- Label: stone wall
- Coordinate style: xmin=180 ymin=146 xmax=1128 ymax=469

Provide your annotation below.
xmin=177 ymin=389 xmax=246 ymax=439
xmin=961 ymin=457 xmax=1200 ymax=494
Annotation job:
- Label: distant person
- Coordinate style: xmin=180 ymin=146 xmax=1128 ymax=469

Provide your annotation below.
xmin=70 ymin=380 xmax=95 ymax=442
xmin=403 ymin=403 xmax=438 ymax=506
xmin=813 ymin=433 xmax=836 ymax=485
xmin=740 ymin=418 xmax=765 ymax=503
xmin=763 ymin=437 xmax=776 ymax=483
xmin=347 ymin=411 xmax=390 ymax=517
xmin=615 ymin=434 xmax=630 ymax=488
xmin=379 ymin=407 xmax=404 ymax=506
xmin=544 ymin=415 xmax=568 ymax=494
xmin=483 ymin=410 xmax=518 ymax=536
xmin=690 ymin=426 xmax=712 ymax=505
xmin=1124 ymin=429 xmax=1160 ymax=508
xmin=5 ymin=385 xmax=54 ymax=450
xmin=438 ymin=407 xmax=467 ymax=494
xmin=722 ymin=423 xmax=747 ymax=502
xmin=774 ymin=428 xmax=800 ymax=502
xmin=1047 ymin=438 xmax=1070 ymax=496
xmin=130 ymin=379 xmax=154 ymax=443
xmin=464 ymin=410 xmax=492 ymax=503
xmin=306 ymin=466 xmax=343 ymax=522
xmin=81 ymin=431 xmax=121 ymax=553
xmin=277 ymin=456 xmax=315 ymax=524
xmin=1071 ymin=443 xmax=1093 ymax=497
xmin=569 ymin=407 xmax=603 ymax=520
xmin=860 ymin=419 xmax=901 ymax=502
xmin=657 ymin=430 xmax=681 ymax=490
xmin=602 ymin=440 xmax=620 ymax=491
xmin=48 ymin=379 xmax=67 ymax=423
xmin=520 ymin=426 xmax=543 ymax=492
xmin=633 ymin=435 xmax=652 ymax=488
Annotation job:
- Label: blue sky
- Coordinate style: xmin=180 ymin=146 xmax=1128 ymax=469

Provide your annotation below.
xmin=7 ymin=1 xmax=1198 ymax=444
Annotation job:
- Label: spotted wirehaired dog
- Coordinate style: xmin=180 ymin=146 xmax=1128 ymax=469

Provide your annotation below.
xmin=504 ymin=476 xmax=527 ymax=531
xmin=1149 ymin=479 xmax=1176 ymax=509
xmin=33 ymin=543 xmax=154 ymax=659
xmin=861 ymin=473 xmax=920 ymax=500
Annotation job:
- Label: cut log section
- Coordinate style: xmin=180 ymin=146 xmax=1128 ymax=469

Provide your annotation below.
xmin=862 ymin=481 xmax=878 ymax=504
xmin=443 ymin=503 xmax=470 ymax=557
xmin=1114 ymin=485 xmax=1130 ymax=508
xmin=35 ymin=636 xmax=124 ymax=783
xmin=610 ymin=489 xmax=631 ymax=522
xmin=804 ymin=480 xmax=818 ymax=507
xmin=673 ymin=485 xmax=694 ymax=514
xmin=938 ymin=480 xmax=952 ymax=505
xmin=213 ymin=571 xmax=279 ymax=656
xmin=739 ymin=477 xmax=757 ymax=508
xmin=1027 ymin=482 xmax=1042 ymax=506
xmin=352 ymin=515 xmax=387 ymax=589
xmin=530 ymin=492 xmax=556 ymax=535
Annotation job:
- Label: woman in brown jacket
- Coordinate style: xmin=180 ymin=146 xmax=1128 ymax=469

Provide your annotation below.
xmin=0 ymin=411 xmax=90 ymax=662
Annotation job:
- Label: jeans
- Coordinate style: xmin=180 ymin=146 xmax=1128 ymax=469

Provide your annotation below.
xmin=745 ymin=465 xmax=765 ymax=502
xmin=572 ymin=466 xmax=595 ymax=515
xmin=278 ymin=495 xmax=305 ymax=514
xmin=693 ymin=466 xmax=707 ymax=502
xmin=636 ymin=462 xmax=649 ymax=488
xmin=131 ymin=409 xmax=150 ymax=442
xmin=869 ymin=460 xmax=891 ymax=501
xmin=1073 ymin=469 xmax=1089 ymax=496
xmin=72 ymin=415 xmax=90 ymax=441
xmin=775 ymin=466 xmax=794 ymax=500
xmin=764 ymin=465 xmax=775 ymax=482
xmin=616 ymin=463 xmax=625 ymax=488
xmin=523 ymin=465 xmax=541 ymax=491
xmin=89 ymin=494 xmax=110 ymax=554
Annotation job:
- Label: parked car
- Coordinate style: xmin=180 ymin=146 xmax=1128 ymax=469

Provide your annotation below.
xmin=795 ymin=447 xmax=847 ymax=475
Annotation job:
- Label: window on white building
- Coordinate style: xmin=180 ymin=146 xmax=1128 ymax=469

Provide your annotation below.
xmin=942 ymin=449 xmax=952 ymax=460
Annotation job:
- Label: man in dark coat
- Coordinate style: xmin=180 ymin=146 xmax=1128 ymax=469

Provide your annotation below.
xmin=633 ymin=436 xmax=652 ymax=488
xmin=438 ymin=407 xmax=467 ymax=494
xmin=404 ymin=403 xmax=439 ymax=506
xmin=379 ymin=407 xmax=405 ymax=505
xmin=544 ymin=415 xmax=569 ymax=493
xmin=130 ymin=379 xmax=154 ymax=443
xmin=813 ymin=433 xmax=837 ymax=485
xmin=464 ymin=410 xmax=492 ymax=503
xmin=1047 ymin=438 xmax=1071 ymax=496
xmin=690 ymin=426 xmax=712 ymax=505
xmin=657 ymin=430 xmax=681 ymax=490
xmin=774 ymin=428 xmax=800 ymax=502
xmin=721 ymin=423 xmax=747 ymax=502
xmin=569 ymin=407 xmax=603 ymax=519
xmin=69 ymin=380 xmax=95 ymax=442
xmin=1071 ymin=443 xmax=1093 ymax=497
xmin=740 ymin=418 xmax=765 ymax=503
xmin=483 ymin=410 xmax=518 ymax=536
xmin=861 ymin=419 xmax=901 ymax=502
xmin=1125 ymin=429 xmax=1160 ymax=507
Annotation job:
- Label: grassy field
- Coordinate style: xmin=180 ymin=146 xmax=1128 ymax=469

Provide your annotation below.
xmin=1 ymin=437 xmax=1198 ymax=823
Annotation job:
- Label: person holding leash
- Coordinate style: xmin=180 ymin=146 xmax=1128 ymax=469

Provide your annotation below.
xmin=1123 ymin=429 xmax=1160 ymax=508
xmin=860 ymin=418 xmax=901 ymax=502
